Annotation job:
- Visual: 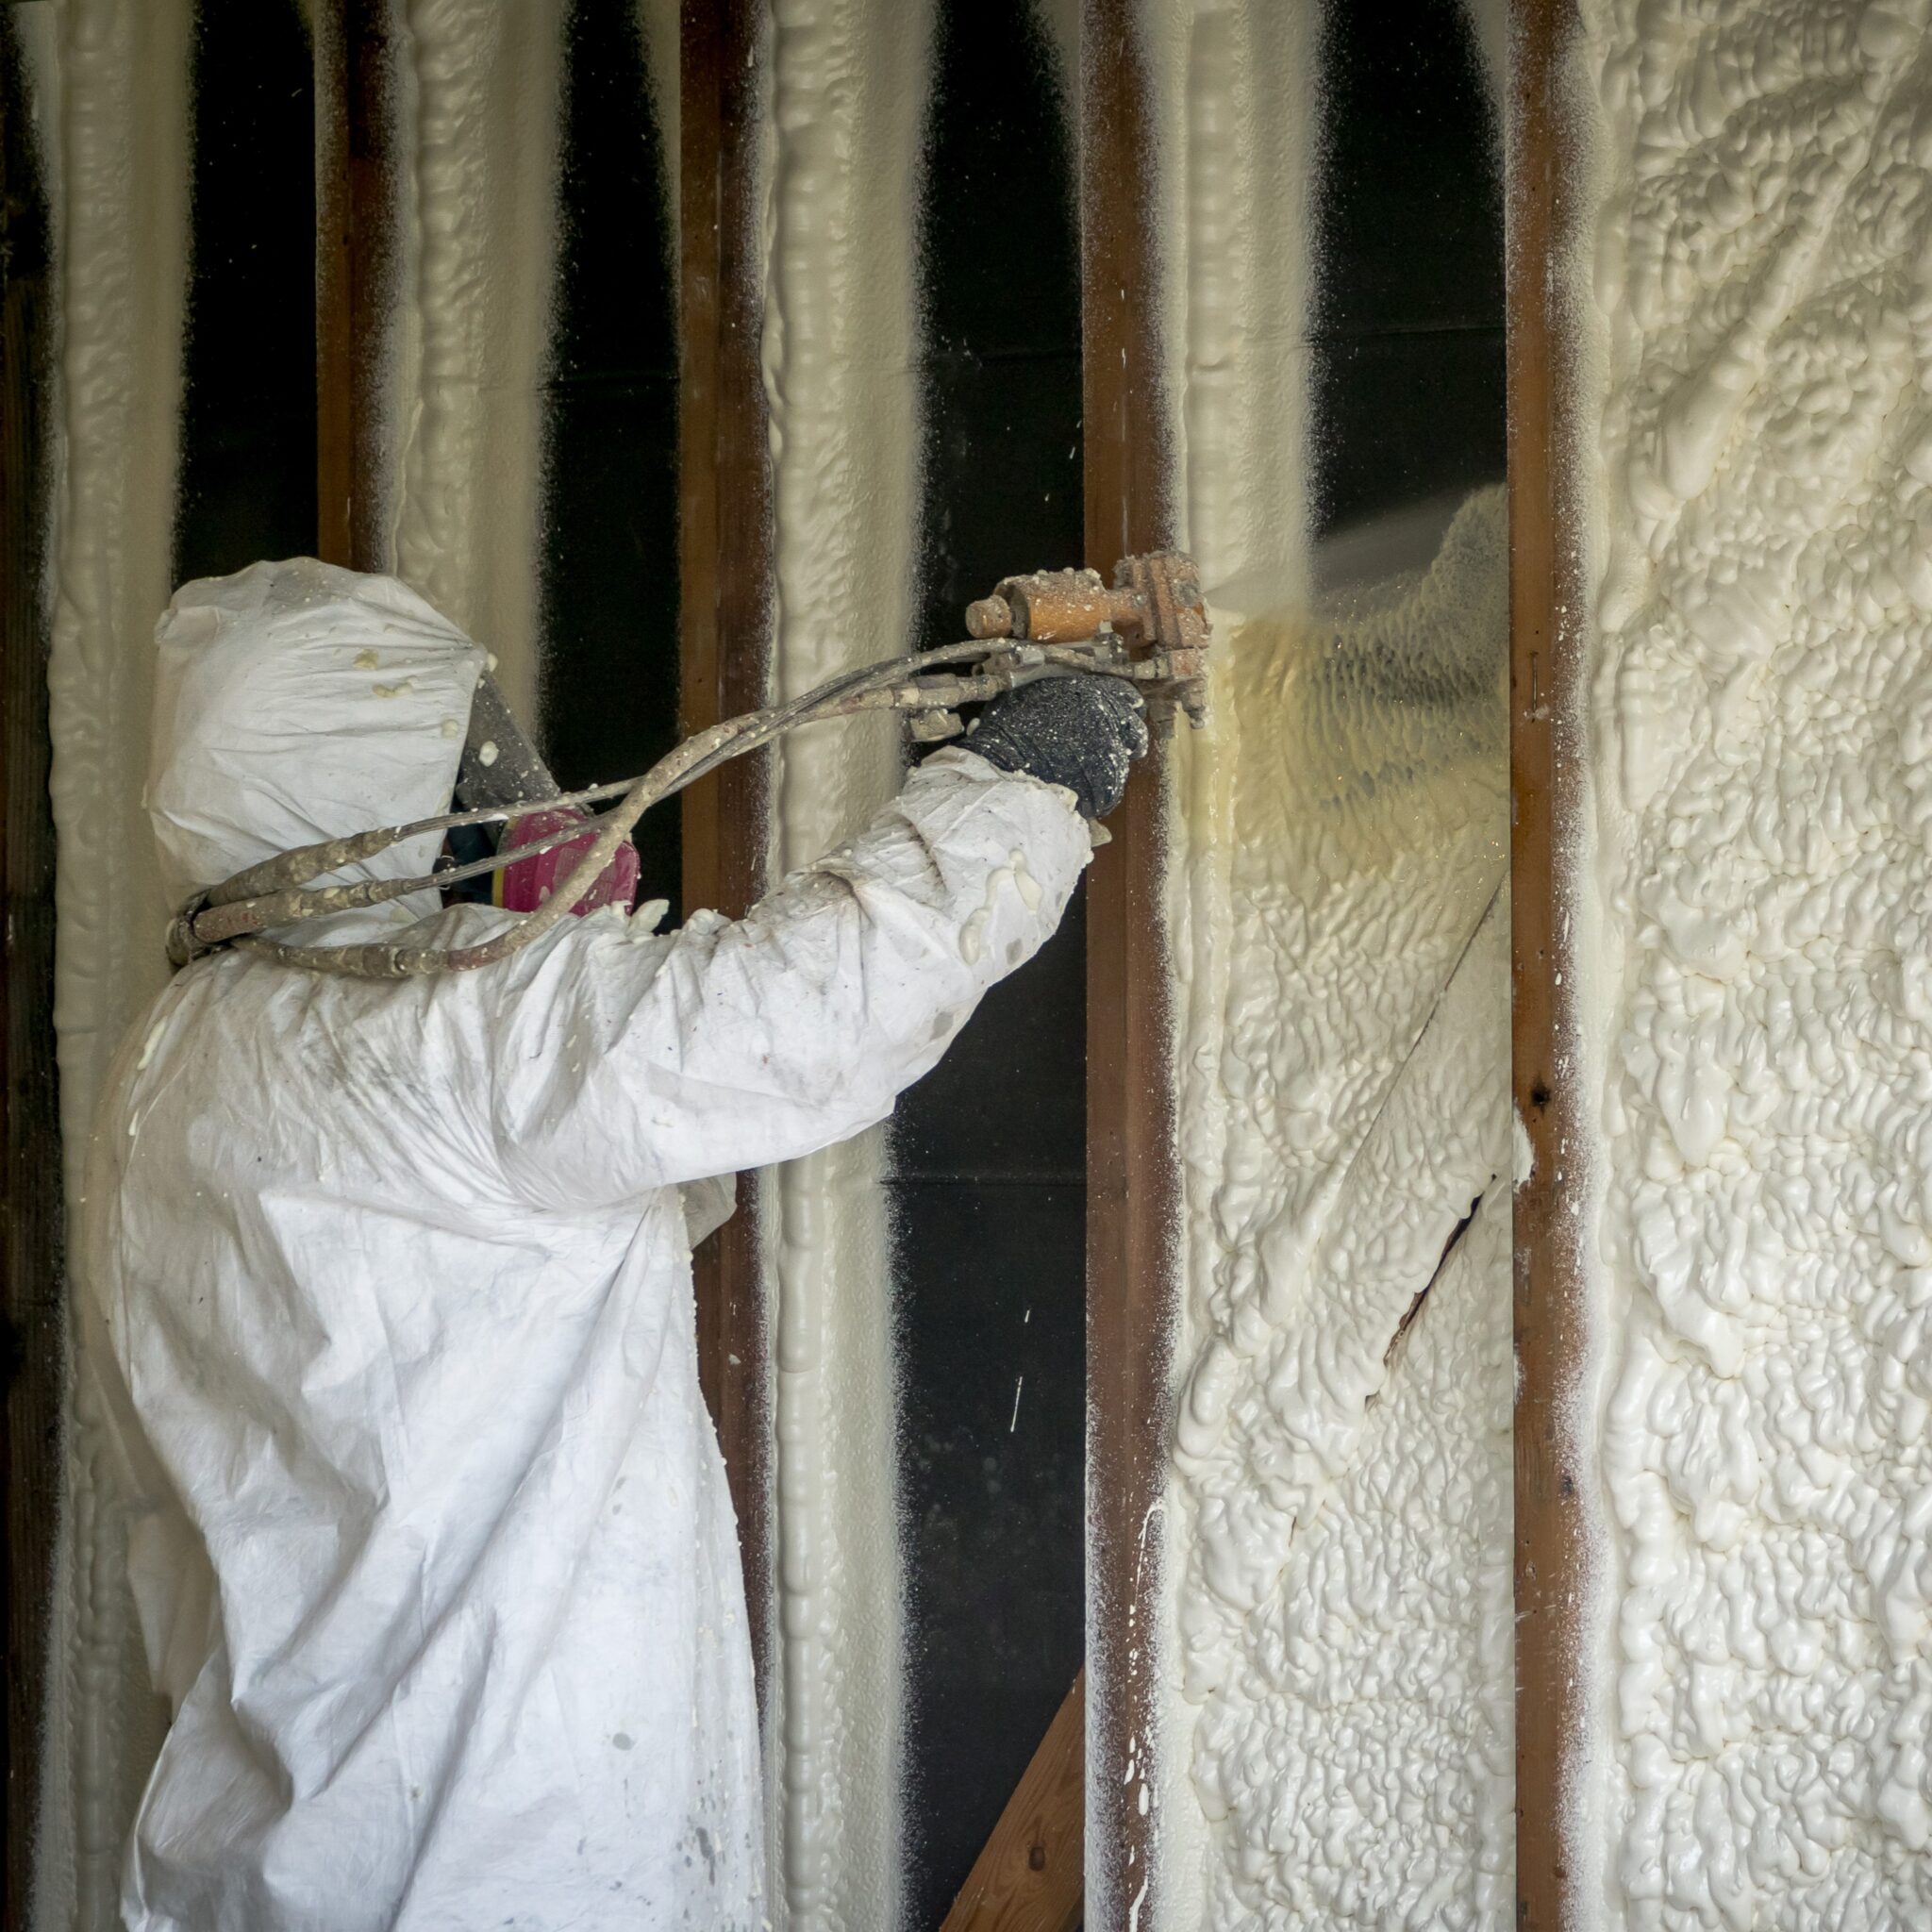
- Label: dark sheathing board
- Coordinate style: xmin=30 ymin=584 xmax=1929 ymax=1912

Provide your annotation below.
xmin=539 ymin=0 xmax=682 ymax=918
xmin=1310 ymin=0 xmax=1505 ymax=544
xmin=893 ymin=4 xmax=1087 ymax=1922
xmin=175 ymin=0 xmax=318 ymax=586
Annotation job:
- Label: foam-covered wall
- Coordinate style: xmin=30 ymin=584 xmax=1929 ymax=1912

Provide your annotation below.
xmin=1164 ymin=515 xmax=1513 ymax=1929
xmin=26 ymin=5 xmax=1515 ymax=1926
xmin=1149 ymin=3 xmax=1515 ymax=1924
xmin=1577 ymin=0 xmax=1932 ymax=1920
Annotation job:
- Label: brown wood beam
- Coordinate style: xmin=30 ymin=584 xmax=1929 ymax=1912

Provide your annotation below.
xmin=939 ymin=1673 xmax=1085 ymax=1932
xmin=679 ymin=0 xmax=774 ymax=1707
xmin=0 ymin=25 xmax=65 ymax=1932
xmin=315 ymin=0 xmax=399 ymax=574
xmin=1080 ymin=2 xmax=1176 ymax=1924
xmin=1508 ymin=1 xmax=1589 ymax=1925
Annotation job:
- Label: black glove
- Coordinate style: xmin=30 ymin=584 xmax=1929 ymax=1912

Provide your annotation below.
xmin=964 ymin=675 xmax=1150 ymax=819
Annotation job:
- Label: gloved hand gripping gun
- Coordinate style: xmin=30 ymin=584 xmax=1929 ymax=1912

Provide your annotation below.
xmin=165 ymin=552 xmax=1210 ymax=981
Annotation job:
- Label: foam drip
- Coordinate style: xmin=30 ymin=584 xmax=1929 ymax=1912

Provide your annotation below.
xmin=759 ymin=0 xmax=931 ymax=1921
xmin=1142 ymin=5 xmax=1322 ymax=1916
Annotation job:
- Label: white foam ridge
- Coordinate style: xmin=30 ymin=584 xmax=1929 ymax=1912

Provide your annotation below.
xmin=1580 ymin=0 xmax=1932 ymax=1922
xmin=1143 ymin=3 xmax=1321 ymax=1917
xmin=391 ymin=0 xmax=562 ymax=727
xmin=30 ymin=4 xmax=191 ymax=1926
xmin=33 ymin=7 xmax=192 ymax=1926
xmin=758 ymin=0 xmax=930 ymax=1922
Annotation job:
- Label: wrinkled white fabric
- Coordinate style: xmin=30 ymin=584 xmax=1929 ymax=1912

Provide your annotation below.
xmin=146 ymin=559 xmax=485 ymax=915
xmin=83 ymin=561 xmax=1092 ymax=1932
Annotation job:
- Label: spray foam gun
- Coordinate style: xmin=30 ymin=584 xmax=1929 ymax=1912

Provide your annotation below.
xmin=165 ymin=551 xmax=1210 ymax=982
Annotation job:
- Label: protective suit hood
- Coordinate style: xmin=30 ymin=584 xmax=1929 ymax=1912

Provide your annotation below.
xmin=145 ymin=558 xmax=485 ymax=906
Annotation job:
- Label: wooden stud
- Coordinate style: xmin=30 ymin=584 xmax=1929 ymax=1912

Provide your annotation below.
xmin=678 ymin=0 xmax=774 ymax=1707
xmin=0 ymin=26 xmax=65 ymax=1932
xmin=939 ymin=1674 xmax=1086 ymax=1932
xmin=1508 ymin=2 xmax=1590 ymax=1925
xmin=315 ymin=0 xmax=399 ymax=574
xmin=1079 ymin=2 xmax=1176 ymax=1924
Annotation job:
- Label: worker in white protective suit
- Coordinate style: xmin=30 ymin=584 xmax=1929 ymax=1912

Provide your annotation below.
xmin=82 ymin=558 xmax=1146 ymax=1932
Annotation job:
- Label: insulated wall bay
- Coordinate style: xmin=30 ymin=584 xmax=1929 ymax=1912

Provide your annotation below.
xmin=1572 ymin=1 xmax=1932 ymax=1922
xmin=1157 ymin=3 xmax=1513 ymax=1923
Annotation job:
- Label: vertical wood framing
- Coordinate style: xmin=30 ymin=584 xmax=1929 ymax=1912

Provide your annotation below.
xmin=1080 ymin=3 xmax=1175 ymax=1923
xmin=940 ymin=1674 xmax=1086 ymax=1932
xmin=0 ymin=29 xmax=62 ymax=1930
xmin=1509 ymin=1 xmax=1589 ymax=1924
xmin=678 ymin=0 xmax=773 ymax=1702
xmin=315 ymin=0 xmax=399 ymax=575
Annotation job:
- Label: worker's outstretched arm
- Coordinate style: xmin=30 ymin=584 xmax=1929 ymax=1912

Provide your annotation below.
xmin=482 ymin=681 xmax=1142 ymax=1208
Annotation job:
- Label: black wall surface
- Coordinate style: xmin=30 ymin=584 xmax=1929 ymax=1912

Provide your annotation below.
xmin=893 ymin=4 xmax=1088 ymax=1923
xmin=175 ymin=0 xmax=317 ymax=585
xmin=1311 ymin=0 xmax=1505 ymax=543
xmin=539 ymin=0 xmax=682 ymax=914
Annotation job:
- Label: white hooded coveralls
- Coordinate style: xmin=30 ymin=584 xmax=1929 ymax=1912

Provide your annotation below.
xmin=84 ymin=560 xmax=1091 ymax=1931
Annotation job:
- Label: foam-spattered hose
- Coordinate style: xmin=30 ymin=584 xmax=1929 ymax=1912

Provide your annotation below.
xmin=170 ymin=636 xmax=1150 ymax=981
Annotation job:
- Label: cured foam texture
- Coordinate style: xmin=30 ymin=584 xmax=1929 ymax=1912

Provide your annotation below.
xmin=1580 ymin=0 xmax=1932 ymax=1921
xmin=1167 ymin=508 xmax=1513 ymax=1928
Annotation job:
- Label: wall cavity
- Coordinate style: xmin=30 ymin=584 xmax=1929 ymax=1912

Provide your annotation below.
xmin=1580 ymin=0 xmax=1932 ymax=1921
xmin=1152 ymin=4 xmax=1514 ymax=1923
xmin=758 ymin=0 xmax=932 ymax=1923
xmin=1168 ymin=503 xmax=1512 ymax=1928
xmin=390 ymin=0 xmax=562 ymax=724
xmin=32 ymin=3 xmax=192 ymax=1924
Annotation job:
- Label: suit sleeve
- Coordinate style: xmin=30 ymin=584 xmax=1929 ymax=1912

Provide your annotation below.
xmin=482 ymin=748 xmax=1092 ymax=1208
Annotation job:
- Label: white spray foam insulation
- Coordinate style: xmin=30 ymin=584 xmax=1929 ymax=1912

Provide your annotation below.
xmin=30 ymin=3 xmax=191 ymax=1925
xmin=1141 ymin=2 xmax=1318 ymax=1915
xmin=758 ymin=0 xmax=932 ymax=1921
xmin=390 ymin=0 xmax=562 ymax=728
xmin=1577 ymin=0 xmax=1932 ymax=1921
xmin=1145 ymin=5 xmax=1514 ymax=1923
xmin=1169 ymin=501 xmax=1513 ymax=1929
